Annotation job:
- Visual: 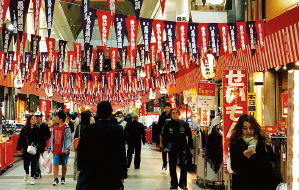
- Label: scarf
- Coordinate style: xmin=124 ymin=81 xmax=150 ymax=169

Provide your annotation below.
xmin=242 ymin=135 xmax=258 ymax=150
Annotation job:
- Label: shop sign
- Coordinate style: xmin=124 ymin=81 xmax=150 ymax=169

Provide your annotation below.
xmin=39 ymin=99 xmax=51 ymax=120
xmin=197 ymin=96 xmax=215 ymax=109
xmin=201 ymin=108 xmax=210 ymax=126
xmin=197 ymin=83 xmax=216 ymax=109
xmin=282 ymin=93 xmax=288 ymax=117
xmin=265 ymin=126 xmax=278 ymax=134
xmin=223 ymin=69 xmax=248 ymax=174
xmin=247 ymin=93 xmax=257 ymax=119
xmin=168 ymin=94 xmax=176 ymax=108
xmin=141 ymin=102 xmax=147 ymax=116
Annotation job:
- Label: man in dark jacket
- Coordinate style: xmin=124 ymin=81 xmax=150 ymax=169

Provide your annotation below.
xmin=162 ymin=108 xmax=193 ymax=190
xmin=158 ymin=103 xmax=171 ymax=171
xmin=124 ymin=114 xmax=145 ymax=169
xmin=76 ymin=101 xmax=127 ymax=190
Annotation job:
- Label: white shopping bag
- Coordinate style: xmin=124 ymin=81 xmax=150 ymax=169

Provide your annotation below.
xmin=276 ymin=183 xmax=287 ymax=190
xmin=43 ymin=154 xmax=52 ymax=174
xmin=39 ymin=155 xmax=45 ymax=173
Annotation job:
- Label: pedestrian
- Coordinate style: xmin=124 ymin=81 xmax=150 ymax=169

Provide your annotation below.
xmin=34 ymin=111 xmax=51 ymax=179
xmin=115 ymin=111 xmax=127 ymax=129
xmin=125 ymin=114 xmax=146 ymax=169
xmin=48 ymin=111 xmax=72 ymax=186
xmin=230 ymin=114 xmax=282 ymax=190
xmin=158 ymin=102 xmax=171 ymax=171
xmin=17 ymin=115 xmax=43 ymax=185
xmin=124 ymin=114 xmax=132 ymax=123
xmin=76 ymin=101 xmax=127 ymax=190
xmin=73 ymin=111 xmax=91 ymax=180
xmin=162 ymin=108 xmax=193 ymax=190
xmin=65 ymin=112 xmax=75 ymax=134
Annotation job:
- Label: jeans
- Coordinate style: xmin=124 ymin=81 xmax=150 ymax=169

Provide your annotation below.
xmin=168 ymin=149 xmax=188 ymax=186
xmin=127 ymin=143 xmax=141 ymax=168
xmin=23 ymin=153 xmax=38 ymax=177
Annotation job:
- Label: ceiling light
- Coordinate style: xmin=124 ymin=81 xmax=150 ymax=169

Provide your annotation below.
xmin=295 ymin=61 xmax=299 ymax=66
xmin=7 ymin=24 xmax=13 ymax=31
xmin=283 ymin=65 xmax=287 ymax=70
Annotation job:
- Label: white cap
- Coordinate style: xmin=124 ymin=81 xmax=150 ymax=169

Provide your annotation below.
xmin=34 ymin=111 xmax=42 ymax=117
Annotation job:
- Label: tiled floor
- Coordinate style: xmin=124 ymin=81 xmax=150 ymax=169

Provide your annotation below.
xmin=0 ymin=144 xmax=208 ymax=190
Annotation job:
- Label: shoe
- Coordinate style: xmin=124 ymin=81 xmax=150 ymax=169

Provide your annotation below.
xmin=179 ymin=183 xmax=187 ymax=189
xmin=24 ymin=174 xmax=29 ymax=182
xmin=61 ymin=177 xmax=65 ymax=185
xmin=34 ymin=173 xmax=41 ymax=179
xmin=30 ymin=177 xmax=35 ymax=185
xmin=53 ymin=178 xmax=59 ymax=186
xmin=170 ymin=185 xmax=178 ymax=189
xmin=135 ymin=167 xmax=140 ymax=169
xmin=162 ymin=167 xmax=167 ymax=171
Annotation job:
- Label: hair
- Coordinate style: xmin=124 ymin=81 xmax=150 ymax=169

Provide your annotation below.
xmin=230 ymin=114 xmax=268 ymax=144
xmin=24 ymin=115 xmax=34 ymax=131
xmin=97 ymin=101 xmax=113 ymax=120
xmin=210 ymin=114 xmax=215 ymax=120
xmin=65 ymin=112 xmax=71 ymax=118
xmin=170 ymin=108 xmax=180 ymax=115
xmin=56 ymin=111 xmax=67 ymax=122
xmin=80 ymin=111 xmax=91 ymax=125
xmin=164 ymin=103 xmax=171 ymax=108
xmin=132 ymin=114 xmax=139 ymax=120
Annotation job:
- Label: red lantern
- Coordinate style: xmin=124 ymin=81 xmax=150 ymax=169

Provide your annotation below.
xmin=179 ymin=107 xmax=192 ymax=119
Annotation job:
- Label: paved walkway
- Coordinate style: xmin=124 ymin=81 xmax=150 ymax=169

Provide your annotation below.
xmin=0 ymin=144 xmax=207 ymax=190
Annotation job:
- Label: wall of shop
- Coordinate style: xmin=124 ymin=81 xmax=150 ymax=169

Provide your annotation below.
xmin=265 ymin=0 xmax=299 ymax=20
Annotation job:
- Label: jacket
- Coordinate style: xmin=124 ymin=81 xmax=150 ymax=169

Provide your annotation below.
xmin=124 ymin=120 xmax=145 ymax=145
xmin=161 ymin=119 xmax=193 ymax=151
xmin=116 ymin=117 xmax=127 ymax=129
xmin=48 ymin=124 xmax=72 ymax=154
xmin=230 ymin=138 xmax=280 ymax=190
xmin=37 ymin=121 xmax=51 ymax=152
xmin=74 ymin=124 xmax=89 ymax=139
xmin=158 ymin=112 xmax=171 ymax=135
xmin=76 ymin=120 xmax=127 ymax=189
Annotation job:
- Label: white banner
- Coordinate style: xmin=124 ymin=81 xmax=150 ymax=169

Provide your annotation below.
xmin=197 ymin=95 xmax=215 ymax=109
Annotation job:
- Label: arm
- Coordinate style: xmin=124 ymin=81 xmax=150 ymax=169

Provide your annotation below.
xmin=185 ymin=123 xmax=193 ymax=149
xmin=44 ymin=123 xmax=51 ymax=141
xmin=230 ymin=142 xmax=248 ymax=173
xmin=16 ymin=129 xmax=25 ymax=151
xmin=77 ymin=126 xmax=91 ymax=171
xmin=74 ymin=124 xmax=79 ymax=139
xmin=141 ymin=123 xmax=146 ymax=144
xmin=161 ymin=123 xmax=169 ymax=149
xmin=119 ymin=128 xmax=128 ymax=180
xmin=64 ymin=126 xmax=73 ymax=150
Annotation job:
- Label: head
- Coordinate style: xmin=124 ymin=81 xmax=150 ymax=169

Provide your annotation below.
xmin=126 ymin=114 xmax=130 ymax=118
xmin=34 ymin=111 xmax=42 ymax=123
xmin=56 ymin=111 xmax=67 ymax=124
xmin=230 ymin=114 xmax=267 ymax=143
xmin=47 ymin=115 xmax=52 ymax=121
xmin=132 ymin=114 xmax=139 ymax=121
xmin=115 ymin=111 xmax=123 ymax=118
xmin=80 ymin=111 xmax=91 ymax=125
xmin=170 ymin=108 xmax=180 ymax=121
xmin=164 ymin=103 xmax=171 ymax=115
xmin=97 ymin=101 xmax=113 ymax=120
xmin=24 ymin=115 xmax=36 ymax=130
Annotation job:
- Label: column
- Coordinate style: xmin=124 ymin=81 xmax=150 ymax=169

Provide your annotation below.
xmin=263 ymin=69 xmax=277 ymax=126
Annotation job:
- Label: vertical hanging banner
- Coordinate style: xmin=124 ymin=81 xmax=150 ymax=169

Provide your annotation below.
xmin=107 ymin=0 xmax=117 ymax=25
xmin=223 ymin=69 xmax=248 ymax=174
xmin=97 ymin=10 xmax=111 ymax=53
xmin=30 ymin=34 xmax=41 ymax=63
xmin=282 ymin=93 xmax=288 ymax=118
xmin=188 ymin=22 xmax=199 ymax=63
xmin=81 ymin=7 xmax=96 ymax=44
xmin=163 ymin=41 xmax=169 ymax=68
xmin=164 ymin=21 xmax=176 ymax=61
xmin=45 ymin=0 xmax=56 ymax=38
xmin=114 ymin=14 xmax=127 ymax=55
xmin=236 ymin=22 xmax=247 ymax=56
xmin=0 ymin=51 xmax=6 ymax=72
xmin=174 ymin=39 xmax=183 ymax=68
xmin=84 ymin=43 xmax=93 ymax=67
xmin=169 ymin=94 xmax=176 ymax=108
xmin=45 ymin=37 xmax=56 ymax=70
xmin=120 ymin=47 xmax=127 ymax=69
xmin=218 ymin=23 xmax=229 ymax=58
xmin=24 ymin=52 xmax=32 ymax=77
xmin=0 ymin=0 xmax=10 ymax=32
xmin=126 ymin=15 xmax=138 ymax=68
xmin=228 ymin=23 xmax=238 ymax=57
xmin=247 ymin=93 xmax=257 ymax=119
xmin=73 ymin=42 xmax=82 ymax=72
xmin=159 ymin=0 xmax=165 ymax=16
xmin=33 ymin=0 xmax=42 ymax=37
xmin=246 ymin=21 xmax=257 ymax=55
xmin=17 ymin=0 xmax=30 ymax=41
xmin=41 ymin=52 xmax=48 ymax=74
xmin=90 ymin=49 xmax=96 ymax=74
xmin=255 ymin=20 xmax=265 ymax=53
xmin=176 ymin=22 xmax=188 ymax=54
xmin=50 ymin=52 xmax=57 ymax=77
xmin=198 ymin=23 xmax=209 ymax=63
xmin=9 ymin=0 xmax=17 ymax=42
xmin=67 ymin=51 xmax=74 ymax=72
xmin=127 ymin=68 xmax=134 ymax=84
xmin=3 ymin=28 xmax=13 ymax=57
xmin=109 ymin=47 xmax=118 ymax=71
xmin=208 ymin=23 xmax=219 ymax=59
xmin=153 ymin=19 xmax=164 ymax=54
xmin=137 ymin=45 xmax=145 ymax=68
xmin=58 ymin=40 xmax=67 ymax=72
xmin=140 ymin=17 xmax=153 ymax=61
xmin=17 ymin=32 xmax=27 ymax=61
xmin=149 ymin=43 xmax=157 ymax=71
xmin=97 ymin=48 xmax=105 ymax=72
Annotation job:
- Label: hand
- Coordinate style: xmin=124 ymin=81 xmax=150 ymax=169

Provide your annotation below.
xmin=243 ymin=150 xmax=256 ymax=158
xmin=40 ymin=153 xmax=43 ymax=156
xmin=163 ymin=148 xmax=168 ymax=152
xmin=121 ymin=179 xmax=124 ymax=184
xmin=65 ymin=149 xmax=70 ymax=155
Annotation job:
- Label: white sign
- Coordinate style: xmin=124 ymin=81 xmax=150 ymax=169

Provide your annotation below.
xmin=197 ymin=95 xmax=215 ymax=109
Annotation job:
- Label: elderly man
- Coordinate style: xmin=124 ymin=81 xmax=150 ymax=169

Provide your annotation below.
xmin=115 ymin=111 xmax=127 ymax=130
xmin=124 ymin=114 xmax=146 ymax=169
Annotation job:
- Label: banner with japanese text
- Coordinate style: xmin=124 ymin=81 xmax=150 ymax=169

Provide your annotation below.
xmin=247 ymin=93 xmax=257 ymax=119
xmin=39 ymin=99 xmax=51 ymax=120
xmin=197 ymin=83 xmax=216 ymax=109
xmin=168 ymin=94 xmax=176 ymax=108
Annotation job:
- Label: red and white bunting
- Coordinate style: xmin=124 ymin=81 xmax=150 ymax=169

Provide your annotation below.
xmin=45 ymin=37 xmax=56 ymax=68
xmin=109 ymin=47 xmax=118 ymax=70
xmin=0 ymin=0 xmax=10 ymax=32
xmin=145 ymin=63 xmax=151 ymax=78
xmin=107 ymin=0 xmax=117 ymax=25
xmin=17 ymin=32 xmax=27 ymax=61
xmin=67 ymin=51 xmax=74 ymax=72
xmin=127 ymin=46 xmax=137 ymax=68
xmin=127 ymin=68 xmax=134 ymax=84
xmin=153 ymin=19 xmax=165 ymax=54
xmin=149 ymin=43 xmax=157 ymax=72
xmin=97 ymin=10 xmax=111 ymax=53
xmin=0 ymin=51 xmax=4 ymax=71
xmin=174 ymin=39 xmax=183 ymax=68
xmin=33 ymin=0 xmax=42 ymax=37
xmin=198 ymin=23 xmax=209 ymax=63
xmin=218 ymin=23 xmax=230 ymax=57
xmin=237 ymin=22 xmax=247 ymax=56
xmin=176 ymin=22 xmax=188 ymax=53
xmin=90 ymin=50 xmax=97 ymax=74
xmin=73 ymin=42 xmax=82 ymax=71
xmin=159 ymin=0 xmax=166 ymax=16
xmin=255 ymin=20 xmax=265 ymax=53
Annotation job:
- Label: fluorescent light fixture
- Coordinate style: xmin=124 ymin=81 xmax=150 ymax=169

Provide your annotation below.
xmin=7 ymin=24 xmax=13 ymax=31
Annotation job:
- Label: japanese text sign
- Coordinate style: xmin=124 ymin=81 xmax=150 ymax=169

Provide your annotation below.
xmin=265 ymin=126 xmax=278 ymax=134
xmin=168 ymin=94 xmax=176 ymax=108
xmin=282 ymin=93 xmax=288 ymax=117
xmin=197 ymin=83 xmax=216 ymax=96
xmin=247 ymin=93 xmax=257 ymax=119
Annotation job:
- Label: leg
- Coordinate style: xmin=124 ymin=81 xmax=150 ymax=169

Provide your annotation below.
xmin=23 ymin=154 xmax=30 ymax=175
xmin=178 ymin=149 xmax=188 ymax=187
xmin=127 ymin=145 xmax=134 ymax=168
xmin=53 ymin=165 xmax=59 ymax=178
xmin=134 ymin=144 xmax=141 ymax=168
xmin=168 ymin=150 xmax=178 ymax=187
xmin=62 ymin=165 xmax=67 ymax=177
xmin=30 ymin=155 xmax=38 ymax=178
xmin=162 ymin=151 xmax=168 ymax=168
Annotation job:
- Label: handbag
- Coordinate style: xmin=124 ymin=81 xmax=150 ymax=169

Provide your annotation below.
xmin=265 ymin=146 xmax=283 ymax=186
xmin=27 ymin=139 xmax=37 ymax=155
xmin=73 ymin=125 xmax=80 ymax=151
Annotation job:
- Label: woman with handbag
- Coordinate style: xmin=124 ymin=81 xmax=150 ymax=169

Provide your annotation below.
xmin=230 ymin=114 xmax=282 ymax=190
xmin=73 ymin=111 xmax=91 ymax=180
xmin=17 ymin=115 xmax=43 ymax=185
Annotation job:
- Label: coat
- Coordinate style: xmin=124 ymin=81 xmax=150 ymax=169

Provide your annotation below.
xmin=230 ymin=138 xmax=280 ymax=190
xmin=158 ymin=112 xmax=171 ymax=135
xmin=37 ymin=121 xmax=51 ymax=153
xmin=124 ymin=120 xmax=145 ymax=145
xmin=76 ymin=120 xmax=127 ymax=190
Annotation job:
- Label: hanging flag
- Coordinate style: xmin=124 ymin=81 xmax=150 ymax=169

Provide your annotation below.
xmin=0 ymin=51 xmax=6 ymax=72
xmin=162 ymin=41 xmax=170 ymax=67
xmin=153 ymin=19 xmax=164 ymax=54
xmin=150 ymin=75 xmax=155 ymax=90
xmin=127 ymin=46 xmax=136 ymax=68
xmin=228 ymin=23 xmax=238 ymax=57
xmin=246 ymin=21 xmax=257 ymax=55
xmin=17 ymin=0 xmax=30 ymax=41
xmin=255 ymin=20 xmax=265 ymax=53
xmin=50 ymin=52 xmax=57 ymax=77
xmin=208 ymin=23 xmax=219 ymax=59
xmin=237 ymin=22 xmax=247 ymax=56
xmin=149 ymin=43 xmax=157 ymax=70
xmin=3 ymin=28 xmax=13 ymax=57
xmin=98 ymin=14 xmax=111 ymax=56
xmin=137 ymin=45 xmax=145 ymax=68
xmin=0 ymin=0 xmax=10 ymax=33
xmin=45 ymin=0 xmax=55 ymax=38
xmin=120 ymin=46 xmax=127 ymax=69
xmin=58 ymin=40 xmax=67 ymax=72
xmin=84 ymin=43 xmax=93 ymax=67
xmin=30 ymin=34 xmax=41 ymax=63
xmin=9 ymin=0 xmax=17 ymax=42
xmin=129 ymin=0 xmax=143 ymax=21
xmin=36 ymin=68 xmax=43 ymax=87
xmin=4 ymin=52 xmax=14 ymax=76
xmin=40 ymin=52 xmax=48 ymax=75
xmin=114 ymin=14 xmax=127 ymax=55
xmin=126 ymin=15 xmax=138 ymax=58
xmin=97 ymin=48 xmax=105 ymax=72
xmin=109 ymin=47 xmax=118 ymax=71
xmin=140 ymin=17 xmax=153 ymax=61
xmin=81 ymin=7 xmax=96 ymax=44
xmin=159 ymin=0 xmax=165 ymax=16
xmin=67 ymin=51 xmax=74 ymax=72
xmin=24 ymin=52 xmax=31 ymax=77
xmin=73 ymin=42 xmax=82 ymax=72
xmin=21 ymin=61 xmax=26 ymax=82
xmin=177 ymin=22 xmax=188 ymax=54
xmin=107 ymin=0 xmax=117 ymax=25
xmin=145 ymin=63 xmax=151 ymax=78
xmin=45 ymin=37 xmax=56 ymax=70
xmin=188 ymin=22 xmax=199 ymax=62
xmin=198 ymin=23 xmax=209 ymax=63
xmin=90 ymin=49 xmax=96 ymax=74
xmin=127 ymin=68 xmax=134 ymax=84
xmin=164 ymin=21 xmax=176 ymax=60
xmin=33 ymin=0 xmax=42 ymax=37
xmin=218 ymin=23 xmax=229 ymax=57
xmin=17 ymin=32 xmax=27 ymax=61
xmin=174 ymin=39 xmax=183 ymax=68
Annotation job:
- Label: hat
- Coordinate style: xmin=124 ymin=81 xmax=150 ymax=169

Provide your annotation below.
xmin=115 ymin=111 xmax=123 ymax=117
xmin=34 ymin=111 xmax=42 ymax=117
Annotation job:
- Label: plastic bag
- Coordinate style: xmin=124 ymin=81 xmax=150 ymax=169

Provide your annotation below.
xmin=276 ymin=183 xmax=287 ymax=190
xmin=39 ymin=155 xmax=45 ymax=173
xmin=43 ymin=154 xmax=52 ymax=174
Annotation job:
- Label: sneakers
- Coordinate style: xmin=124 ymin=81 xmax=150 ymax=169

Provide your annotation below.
xmin=170 ymin=184 xmax=178 ymax=189
xmin=53 ymin=178 xmax=59 ymax=186
xmin=24 ymin=174 xmax=29 ymax=182
xmin=162 ymin=165 xmax=167 ymax=171
xmin=30 ymin=177 xmax=35 ymax=185
xmin=179 ymin=183 xmax=187 ymax=189
xmin=61 ymin=177 xmax=65 ymax=185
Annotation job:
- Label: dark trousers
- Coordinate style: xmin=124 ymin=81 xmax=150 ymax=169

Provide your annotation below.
xmin=162 ymin=151 xmax=168 ymax=167
xmin=169 ymin=149 xmax=188 ymax=186
xmin=23 ymin=153 xmax=38 ymax=177
xmin=127 ymin=143 xmax=141 ymax=168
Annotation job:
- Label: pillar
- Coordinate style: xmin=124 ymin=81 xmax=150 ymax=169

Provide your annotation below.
xmin=7 ymin=87 xmax=15 ymax=120
xmin=227 ymin=0 xmax=236 ymax=23
xmin=263 ymin=69 xmax=277 ymax=126
xmin=235 ymin=0 xmax=246 ymax=22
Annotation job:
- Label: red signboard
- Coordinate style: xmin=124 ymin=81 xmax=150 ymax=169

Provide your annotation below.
xmin=197 ymin=83 xmax=216 ymax=96
xmin=39 ymin=99 xmax=51 ymax=120
xmin=265 ymin=126 xmax=278 ymax=134
xmin=223 ymin=69 xmax=248 ymax=174
xmin=168 ymin=94 xmax=176 ymax=108
xmin=282 ymin=93 xmax=288 ymax=117
xmin=141 ymin=103 xmax=147 ymax=116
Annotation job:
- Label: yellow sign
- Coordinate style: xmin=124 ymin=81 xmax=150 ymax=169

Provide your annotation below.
xmin=248 ymin=93 xmax=257 ymax=119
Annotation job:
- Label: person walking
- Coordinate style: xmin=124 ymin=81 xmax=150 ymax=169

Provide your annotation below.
xmin=115 ymin=111 xmax=127 ymax=129
xmin=17 ymin=115 xmax=43 ymax=185
xmin=230 ymin=114 xmax=282 ymax=190
xmin=73 ymin=111 xmax=91 ymax=180
xmin=162 ymin=108 xmax=193 ymax=190
xmin=124 ymin=114 xmax=146 ymax=169
xmin=48 ymin=111 xmax=72 ymax=186
xmin=76 ymin=101 xmax=127 ymax=190
xmin=34 ymin=111 xmax=51 ymax=179
xmin=158 ymin=103 xmax=171 ymax=171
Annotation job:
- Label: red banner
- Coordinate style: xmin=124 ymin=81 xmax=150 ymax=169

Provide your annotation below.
xmin=197 ymin=83 xmax=216 ymax=96
xmin=198 ymin=23 xmax=209 ymax=63
xmin=33 ymin=0 xmax=42 ymax=37
xmin=50 ymin=52 xmax=57 ymax=78
xmin=73 ymin=42 xmax=82 ymax=71
xmin=141 ymin=102 xmax=147 ymax=116
xmin=97 ymin=9 xmax=111 ymax=53
xmin=90 ymin=49 xmax=97 ymax=74
xmin=127 ymin=46 xmax=137 ymax=68
xmin=159 ymin=0 xmax=165 ymax=16
xmin=45 ymin=37 xmax=56 ymax=68
xmin=168 ymin=94 xmax=176 ymax=108
xmin=149 ymin=43 xmax=157 ymax=71
xmin=265 ymin=126 xmax=278 ymax=134
xmin=145 ymin=63 xmax=151 ymax=78
xmin=218 ymin=23 xmax=229 ymax=57
xmin=236 ymin=22 xmax=247 ymax=56
xmin=282 ymin=93 xmax=288 ymax=117
xmin=39 ymin=99 xmax=51 ymax=119
xmin=126 ymin=15 xmax=138 ymax=67
xmin=176 ymin=22 xmax=188 ymax=53
xmin=174 ymin=39 xmax=183 ymax=68
xmin=0 ymin=0 xmax=10 ymax=32
xmin=255 ymin=20 xmax=265 ymax=53
xmin=0 ymin=51 xmax=4 ymax=71
xmin=153 ymin=19 xmax=164 ymax=54
xmin=127 ymin=68 xmax=134 ymax=84
xmin=223 ymin=69 xmax=248 ymax=174
xmin=17 ymin=32 xmax=27 ymax=62
xmin=109 ymin=47 xmax=118 ymax=70
xmin=107 ymin=0 xmax=117 ymax=25
xmin=67 ymin=51 xmax=74 ymax=72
